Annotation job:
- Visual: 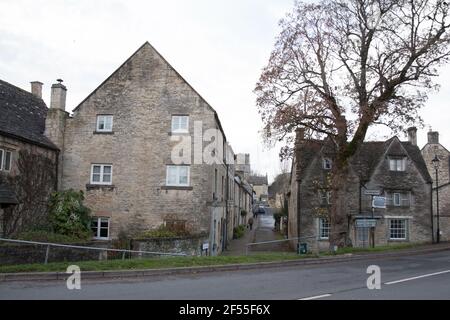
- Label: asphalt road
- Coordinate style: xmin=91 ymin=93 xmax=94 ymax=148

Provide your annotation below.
xmin=1 ymin=249 xmax=450 ymax=300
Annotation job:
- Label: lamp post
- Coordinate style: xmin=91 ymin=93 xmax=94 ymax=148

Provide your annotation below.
xmin=432 ymin=155 xmax=440 ymax=244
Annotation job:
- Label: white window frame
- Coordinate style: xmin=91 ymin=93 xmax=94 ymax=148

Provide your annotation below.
xmin=393 ymin=193 xmax=401 ymax=206
xmin=92 ymin=217 xmax=110 ymax=240
xmin=166 ymin=165 xmax=190 ymax=187
xmin=319 ymin=218 xmax=330 ymax=240
xmin=171 ymin=115 xmax=189 ymax=134
xmin=319 ymin=190 xmax=332 ymax=205
xmin=389 ymin=219 xmax=407 ymax=240
xmin=96 ymin=115 xmax=114 ymax=132
xmin=389 ymin=157 xmax=406 ymax=171
xmin=323 ymin=158 xmax=332 ymax=170
xmin=0 ymin=148 xmax=12 ymax=172
xmin=90 ymin=164 xmax=113 ymax=185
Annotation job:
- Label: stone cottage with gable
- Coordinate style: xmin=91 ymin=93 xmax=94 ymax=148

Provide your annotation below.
xmin=288 ymin=127 xmax=433 ymax=251
xmin=421 ymin=130 xmax=450 ymax=242
xmin=0 ymin=80 xmax=58 ymax=236
xmin=42 ymin=42 xmax=245 ymax=255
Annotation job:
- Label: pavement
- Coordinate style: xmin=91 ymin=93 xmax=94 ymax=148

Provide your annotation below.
xmin=1 ymin=248 xmax=450 ymax=299
xmin=223 ymin=206 xmax=289 ymax=255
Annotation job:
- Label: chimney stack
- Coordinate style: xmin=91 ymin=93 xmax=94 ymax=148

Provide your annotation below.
xmin=407 ymin=127 xmax=417 ymax=146
xmin=428 ymin=130 xmax=439 ymax=144
xmin=30 ymin=81 xmax=43 ymax=98
xmin=50 ymin=79 xmax=67 ymax=110
xmin=295 ymin=127 xmax=305 ymax=142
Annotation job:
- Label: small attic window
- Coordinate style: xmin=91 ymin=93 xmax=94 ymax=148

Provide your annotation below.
xmin=323 ymin=158 xmax=332 ymax=170
xmin=389 ymin=157 xmax=406 ymax=172
xmin=96 ymin=115 xmax=113 ymax=132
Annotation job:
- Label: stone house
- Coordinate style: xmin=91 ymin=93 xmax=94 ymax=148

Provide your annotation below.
xmin=0 ymin=79 xmax=58 ymax=236
xmin=40 ymin=42 xmax=246 ymax=255
xmin=421 ymin=130 xmax=450 ymax=242
xmin=268 ymin=172 xmax=290 ymax=210
xmin=248 ymin=174 xmax=269 ymax=203
xmin=288 ymin=127 xmax=433 ymax=251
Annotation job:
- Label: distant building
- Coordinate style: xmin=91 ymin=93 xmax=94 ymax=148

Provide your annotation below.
xmin=248 ymin=174 xmax=269 ymax=203
xmin=235 ymin=153 xmax=251 ymax=180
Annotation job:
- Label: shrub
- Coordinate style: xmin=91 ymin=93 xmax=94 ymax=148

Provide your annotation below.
xmin=137 ymin=225 xmax=190 ymax=239
xmin=16 ymin=230 xmax=90 ymax=243
xmin=233 ymin=225 xmax=246 ymax=239
xmin=48 ymin=190 xmax=92 ymax=238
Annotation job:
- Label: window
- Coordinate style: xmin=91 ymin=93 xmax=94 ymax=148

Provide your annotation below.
xmin=319 ymin=218 xmax=330 ymax=239
xmin=389 ymin=219 xmax=407 ymax=240
xmin=389 ymin=157 xmax=406 ymax=171
xmin=323 ymin=158 xmax=332 ymax=170
xmin=386 ymin=192 xmax=411 ymax=207
xmin=96 ymin=115 xmax=113 ymax=132
xmin=92 ymin=217 xmax=110 ymax=240
xmin=319 ymin=190 xmax=332 ymax=205
xmin=171 ymin=115 xmax=189 ymax=133
xmin=90 ymin=164 xmax=113 ymax=185
xmin=0 ymin=149 xmax=12 ymax=171
xmin=166 ymin=165 xmax=190 ymax=186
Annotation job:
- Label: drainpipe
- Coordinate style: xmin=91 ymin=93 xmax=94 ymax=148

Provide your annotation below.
xmin=430 ymin=182 xmax=434 ymax=243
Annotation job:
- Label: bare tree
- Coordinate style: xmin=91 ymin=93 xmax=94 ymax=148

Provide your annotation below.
xmin=0 ymin=149 xmax=56 ymax=237
xmin=255 ymin=0 xmax=450 ymax=247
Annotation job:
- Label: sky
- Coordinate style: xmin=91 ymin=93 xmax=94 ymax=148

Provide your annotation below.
xmin=1 ymin=0 xmax=449 ymax=184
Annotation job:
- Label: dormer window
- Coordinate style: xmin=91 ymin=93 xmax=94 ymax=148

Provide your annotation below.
xmin=389 ymin=157 xmax=406 ymax=171
xmin=323 ymin=158 xmax=332 ymax=170
xmin=171 ymin=115 xmax=189 ymax=134
xmin=96 ymin=115 xmax=113 ymax=132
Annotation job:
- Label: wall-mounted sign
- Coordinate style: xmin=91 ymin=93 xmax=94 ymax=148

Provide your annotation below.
xmin=372 ymin=196 xmax=386 ymax=208
xmin=364 ymin=189 xmax=381 ymax=196
xmin=355 ymin=219 xmax=377 ymax=228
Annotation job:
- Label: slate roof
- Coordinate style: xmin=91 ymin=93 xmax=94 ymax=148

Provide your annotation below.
xmin=0 ymin=79 xmax=58 ymax=150
xmin=248 ymin=175 xmax=268 ymax=186
xmin=0 ymin=184 xmax=18 ymax=205
xmin=294 ymin=137 xmax=432 ymax=183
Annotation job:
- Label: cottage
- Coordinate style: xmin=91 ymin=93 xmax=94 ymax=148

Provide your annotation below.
xmin=288 ymin=127 xmax=433 ymax=251
xmin=0 ymin=80 xmax=58 ymax=236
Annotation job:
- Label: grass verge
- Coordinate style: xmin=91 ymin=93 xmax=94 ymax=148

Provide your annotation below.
xmin=0 ymin=242 xmax=430 ymax=274
xmin=0 ymin=252 xmax=310 ymax=274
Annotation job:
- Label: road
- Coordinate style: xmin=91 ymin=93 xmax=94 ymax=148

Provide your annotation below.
xmin=1 ymin=249 xmax=450 ymax=299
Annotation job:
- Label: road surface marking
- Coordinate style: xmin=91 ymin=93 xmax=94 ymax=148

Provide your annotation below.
xmin=298 ymin=294 xmax=332 ymax=300
xmin=385 ymin=270 xmax=450 ymax=285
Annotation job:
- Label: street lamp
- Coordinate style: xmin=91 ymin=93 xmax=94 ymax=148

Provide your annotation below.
xmin=432 ymin=155 xmax=440 ymax=244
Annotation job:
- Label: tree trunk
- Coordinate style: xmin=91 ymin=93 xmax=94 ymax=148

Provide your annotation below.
xmin=329 ymin=160 xmax=351 ymax=249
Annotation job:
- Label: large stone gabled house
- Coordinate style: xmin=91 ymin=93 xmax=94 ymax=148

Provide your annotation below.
xmin=40 ymin=42 xmax=248 ymax=255
xmin=0 ymin=80 xmax=58 ymax=236
xmin=288 ymin=127 xmax=433 ymax=251
xmin=0 ymin=42 xmax=253 ymax=255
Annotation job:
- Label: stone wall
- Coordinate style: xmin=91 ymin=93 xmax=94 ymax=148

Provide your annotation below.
xmin=133 ymin=235 xmax=210 ymax=257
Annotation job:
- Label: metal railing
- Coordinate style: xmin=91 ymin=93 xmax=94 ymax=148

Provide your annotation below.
xmin=0 ymin=237 xmax=187 ymax=264
xmin=245 ymin=232 xmax=347 ymax=255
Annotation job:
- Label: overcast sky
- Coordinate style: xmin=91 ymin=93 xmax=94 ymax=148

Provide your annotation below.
xmin=1 ymin=0 xmax=449 ymax=183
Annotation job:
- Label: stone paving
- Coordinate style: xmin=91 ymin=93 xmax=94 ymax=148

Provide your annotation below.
xmin=223 ymin=208 xmax=290 ymax=256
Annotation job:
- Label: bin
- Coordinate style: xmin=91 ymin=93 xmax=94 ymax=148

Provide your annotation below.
xmin=297 ymin=243 xmax=308 ymax=254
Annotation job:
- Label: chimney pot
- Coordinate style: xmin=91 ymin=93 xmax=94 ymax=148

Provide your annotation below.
xmin=50 ymin=79 xmax=67 ymax=110
xmin=428 ymin=131 xmax=439 ymax=144
xmin=407 ymin=127 xmax=417 ymax=146
xmin=30 ymin=81 xmax=43 ymax=98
